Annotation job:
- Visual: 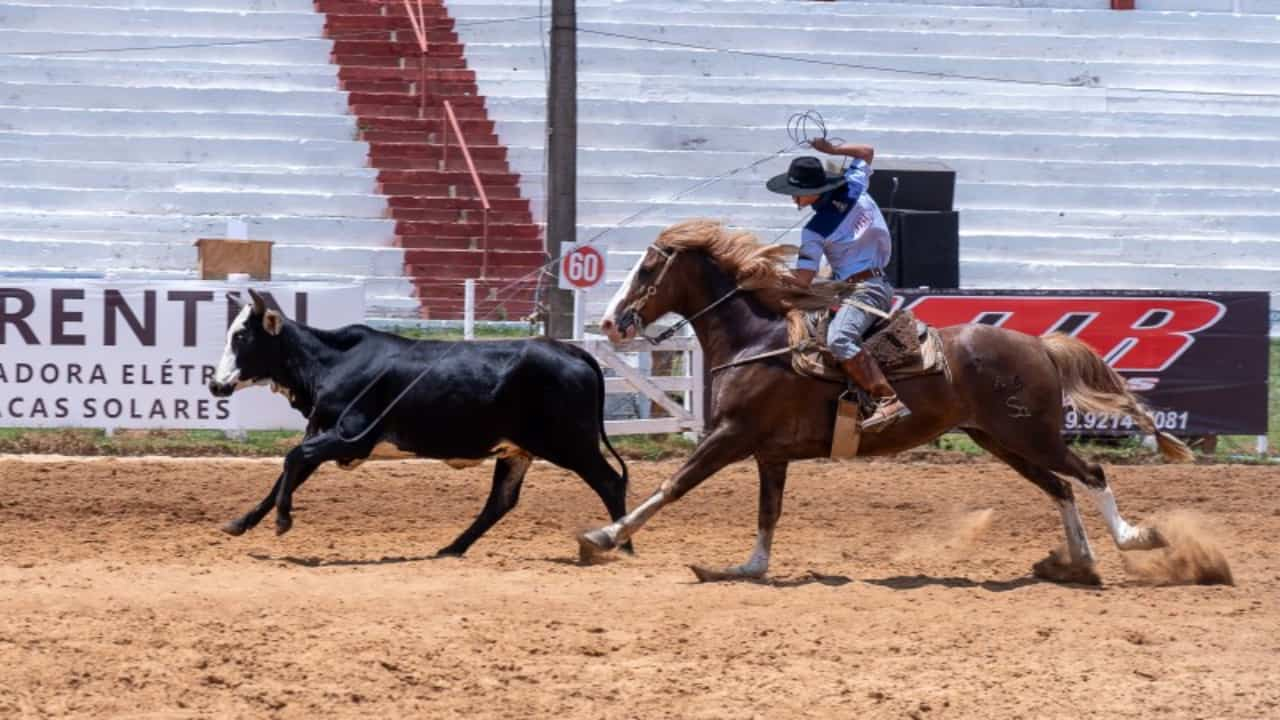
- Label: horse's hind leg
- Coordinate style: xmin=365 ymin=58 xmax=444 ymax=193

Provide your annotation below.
xmin=965 ymin=429 xmax=1101 ymax=585
xmin=989 ymin=420 xmax=1166 ymax=552
xmin=1046 ymin=450 xmax=1166 ymax=551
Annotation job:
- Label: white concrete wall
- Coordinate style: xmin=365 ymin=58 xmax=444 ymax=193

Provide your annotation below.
xmin=0 ymin=1 xmax=419 ymax=317
xmin=450 ymin=0 xmax=1280 ymax=327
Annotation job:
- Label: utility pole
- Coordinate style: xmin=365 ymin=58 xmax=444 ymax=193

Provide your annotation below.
xmin=544 ymin=0 xmax=576 ymax=338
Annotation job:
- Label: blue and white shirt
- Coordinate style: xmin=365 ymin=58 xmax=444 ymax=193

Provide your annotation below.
xmin=794 ymin=160 xmax=892 ymax=281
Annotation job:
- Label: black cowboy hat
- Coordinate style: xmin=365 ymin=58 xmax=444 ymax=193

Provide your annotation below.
xmin=765 ymin=156 xmax=847 ymax=196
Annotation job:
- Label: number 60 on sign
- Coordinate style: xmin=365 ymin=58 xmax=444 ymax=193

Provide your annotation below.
xmin=559 ymin=242 xmax=606 ymax=291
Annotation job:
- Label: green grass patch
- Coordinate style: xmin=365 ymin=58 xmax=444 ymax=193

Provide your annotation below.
xmin=930 ymin=433 xmax=1156 ymax=464
xmin=0 ymin=428 xmax=302 ymax=457
xmin=1210 ymin=338 xmax=1280 ymax=458
xmin=608 ymin=433 xmax=698 ymax=461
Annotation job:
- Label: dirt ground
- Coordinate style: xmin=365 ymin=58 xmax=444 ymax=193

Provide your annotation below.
xmin=1 ymin=455 xmax=1277 ymax=719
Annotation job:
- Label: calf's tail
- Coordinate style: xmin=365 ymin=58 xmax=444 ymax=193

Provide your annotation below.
xmin=581 ymin=350 xmax=629 ymax=489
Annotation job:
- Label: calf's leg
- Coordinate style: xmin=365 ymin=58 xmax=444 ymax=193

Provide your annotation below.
xmin=221 ymin=471 xmax=283 ymax=536
xmin=436 ymin=454 xmax=532 ymax=557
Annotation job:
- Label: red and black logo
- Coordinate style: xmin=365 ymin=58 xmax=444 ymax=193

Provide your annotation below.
xmin=904 ymin=295 xmax=1225 ymax=372
xmin=892 ymin=290 xmax=1270 ymax=436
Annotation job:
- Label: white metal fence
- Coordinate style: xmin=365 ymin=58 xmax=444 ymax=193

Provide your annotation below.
xmin=573 ymin=334 xmax=704 ymax=437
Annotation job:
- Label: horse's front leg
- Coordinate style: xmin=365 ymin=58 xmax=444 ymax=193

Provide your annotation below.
xmin=690 ymin=459 xmax=787 ymax=582
xmin=577 ymin=427 xmax=748 ymax=560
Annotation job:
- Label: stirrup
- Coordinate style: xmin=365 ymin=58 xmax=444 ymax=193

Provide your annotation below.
xmin=861 ymin=396 xmax=910 ymax=432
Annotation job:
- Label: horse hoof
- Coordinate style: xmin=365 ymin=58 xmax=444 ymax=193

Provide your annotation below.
xmin=220 ymin=520 xmax=247 ymax=537
xmin=689 ymin=564 xmax=764 ymax=583
xmin=689 ymin=564 xmax=721 ymax=583
xmin=275 ymin=516 xmax=293 ymax=537
xmin=577 ymin=529 xmax=615 ymax=563
xmin=1142 ymin=527 xmax=1169 ymax=550
xmin=1032 ymin=551 xmax=1102 ymax=586
xmin=1118 ymin=530 xmax=1169 ymax=552
xmin=434 ymin=547 xmax=465 ymax=558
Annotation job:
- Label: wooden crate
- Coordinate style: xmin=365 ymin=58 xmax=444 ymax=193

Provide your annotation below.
xmin=194 ymin=238 xmax=274 ymax=280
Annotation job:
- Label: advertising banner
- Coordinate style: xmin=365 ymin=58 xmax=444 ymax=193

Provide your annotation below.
xmin=0 ymin=280 xmax=364 ymax=431
xmin=898 ymin=290 xmax=1270 ymax=436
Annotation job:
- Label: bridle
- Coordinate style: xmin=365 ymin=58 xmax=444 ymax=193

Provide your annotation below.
xmin=619 ymin=244 xmax=741 ymax=345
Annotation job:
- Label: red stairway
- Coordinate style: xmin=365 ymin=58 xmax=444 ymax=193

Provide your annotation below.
xmin=318 ymin=0 xmax=544 ymax=320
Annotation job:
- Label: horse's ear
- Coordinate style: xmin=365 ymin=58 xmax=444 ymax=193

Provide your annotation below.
xmin=263 ymin=309 xmax=284 ymax=336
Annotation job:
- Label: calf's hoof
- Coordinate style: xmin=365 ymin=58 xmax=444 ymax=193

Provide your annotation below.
xmin=220 ymin=519 xmax=247 ymax=537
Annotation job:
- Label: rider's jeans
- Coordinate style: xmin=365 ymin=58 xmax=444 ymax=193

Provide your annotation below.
xmin=827 ymin=276 xmax=894 ymax=362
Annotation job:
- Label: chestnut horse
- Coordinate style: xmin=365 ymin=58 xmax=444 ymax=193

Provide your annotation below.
xmin=578 ymin=220 xmax=1193 ymax=585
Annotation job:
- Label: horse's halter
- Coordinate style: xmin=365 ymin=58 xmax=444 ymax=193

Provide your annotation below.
xmin=620 ymin=244 xmax=740 ymax=345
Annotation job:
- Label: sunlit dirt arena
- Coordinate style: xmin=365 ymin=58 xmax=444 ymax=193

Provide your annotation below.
xmin=1 ymin=456 xmax=1277 ymax=718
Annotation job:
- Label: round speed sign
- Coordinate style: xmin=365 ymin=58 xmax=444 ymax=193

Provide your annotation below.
xmin=561 ymin=244 xmax=605 ymax=289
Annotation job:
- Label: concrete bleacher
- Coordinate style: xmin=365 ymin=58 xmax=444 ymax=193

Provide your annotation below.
xmin=448 ymin=0 xmax=1280 ymax=324
xmin=5 ymin=0 xmax=1278 ymax=323
xmin=0 ymin=0 xmax=420 ymax=316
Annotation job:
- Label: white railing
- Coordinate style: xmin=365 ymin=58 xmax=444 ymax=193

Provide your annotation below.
xmin=575 ymin=334 xmax=705 ymax=436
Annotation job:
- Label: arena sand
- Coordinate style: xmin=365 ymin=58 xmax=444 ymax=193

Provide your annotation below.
xmin=1 ymin=456 xmax=1276 ymax=718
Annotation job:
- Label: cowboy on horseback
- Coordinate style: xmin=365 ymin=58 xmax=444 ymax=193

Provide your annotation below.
xmin=766 ymin=138 xmax=910 ymax=431
xmin=586 ymin=217 xmax=1195 ymax=582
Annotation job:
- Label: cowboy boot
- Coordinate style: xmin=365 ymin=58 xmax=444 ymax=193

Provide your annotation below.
xmin=839 ymin=352 xmax=911 ymax=432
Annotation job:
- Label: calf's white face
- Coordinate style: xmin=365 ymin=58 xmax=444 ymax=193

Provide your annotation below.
xmin=211 ymin=304 xmax=254 ymax=395
xmin=208 ymin=290 xmax=285 ymax=398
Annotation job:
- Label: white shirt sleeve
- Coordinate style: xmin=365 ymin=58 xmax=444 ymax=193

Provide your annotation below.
xmin=795 ymin=227 xmax=824 ymax=272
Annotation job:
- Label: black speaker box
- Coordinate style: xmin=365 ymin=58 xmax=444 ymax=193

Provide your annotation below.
xmin=882 ymin=209 xmax=959 ymax=289
xmin=868 ymin=159 xmax=956 ymax=212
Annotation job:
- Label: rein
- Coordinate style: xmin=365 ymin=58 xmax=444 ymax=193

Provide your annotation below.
xmin=624 ymin=243 xmax=799 ymax=364
xmin=708 ymin=345 xmax=798 ymax=374
xmin=645 ymin=285 xmax=741 ymax=345
xmin=623 ymin=244 xmax=744 ymax=346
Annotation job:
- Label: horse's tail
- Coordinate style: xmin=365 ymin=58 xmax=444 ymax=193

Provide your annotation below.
xmin=1041 ymin=333 xmax=1194 ymax=463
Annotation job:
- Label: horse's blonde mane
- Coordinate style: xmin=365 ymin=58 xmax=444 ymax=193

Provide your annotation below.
xmin=655 ymin=219 xmax=841 ymax=346
xmin=655 ymin=219 xmax=799 ymax=294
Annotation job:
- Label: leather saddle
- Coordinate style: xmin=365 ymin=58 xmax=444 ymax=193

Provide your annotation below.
xmin=789 ymin=307 xmax=949 ymax=384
